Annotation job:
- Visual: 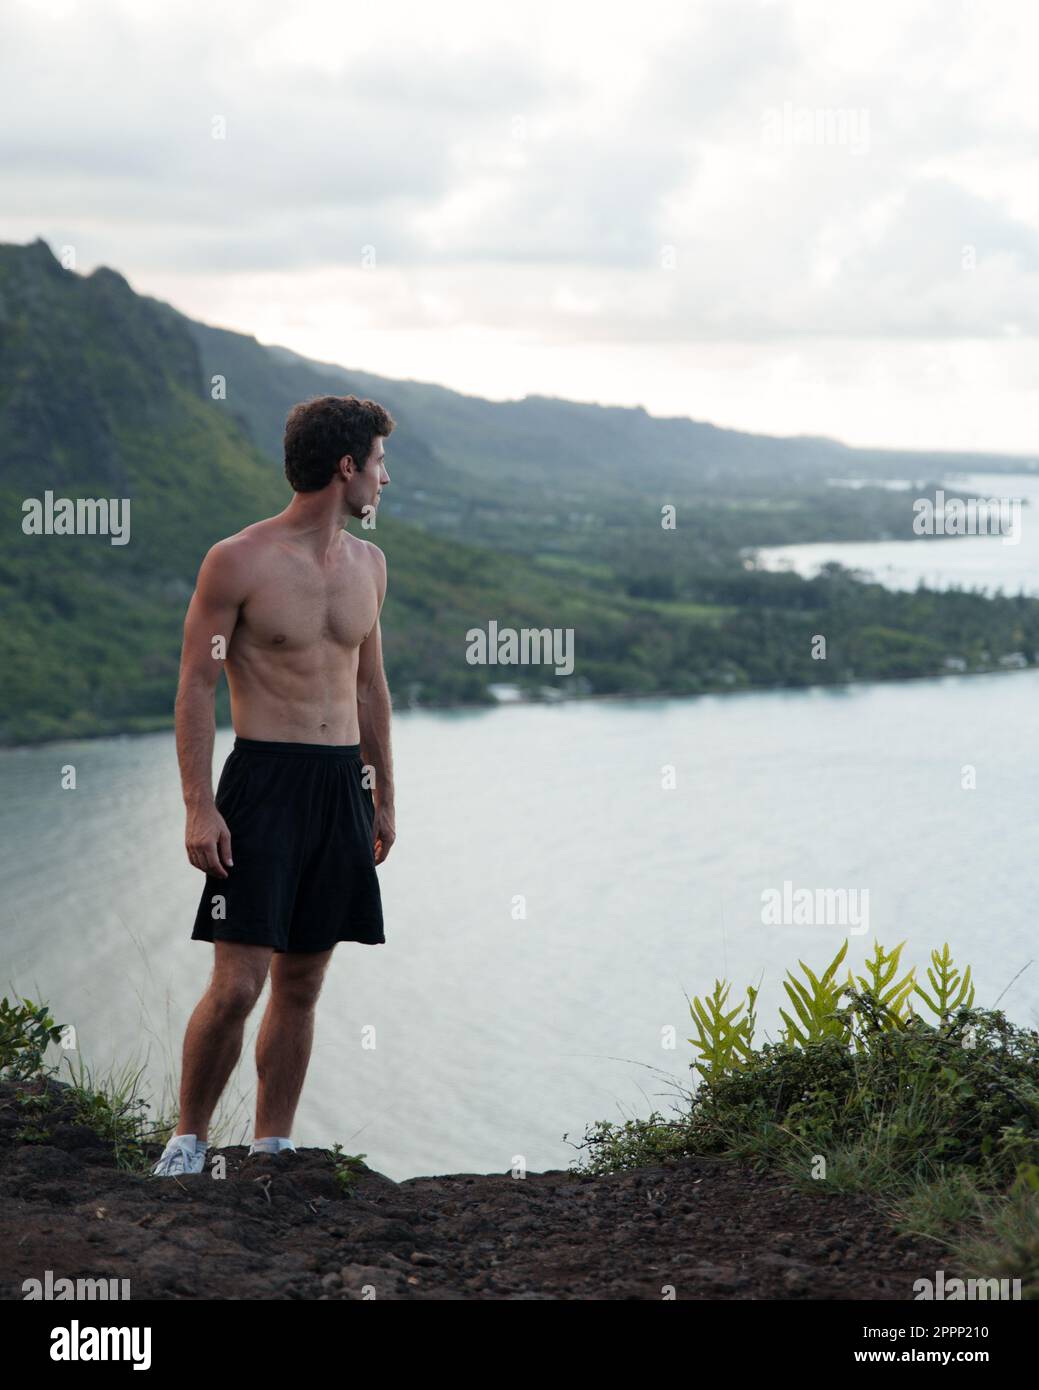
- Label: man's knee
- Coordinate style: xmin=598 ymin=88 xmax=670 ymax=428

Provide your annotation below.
xmin=270 ymin=958 xmax=329 ymax=1011
xmin=209 ymin=971 xmax=266 ymax=1019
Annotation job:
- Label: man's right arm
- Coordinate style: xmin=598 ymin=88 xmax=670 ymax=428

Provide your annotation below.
xmin=175 ymin=540 xmax=246 ymax=879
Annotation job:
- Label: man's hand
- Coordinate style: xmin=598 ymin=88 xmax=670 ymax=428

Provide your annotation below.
xmin=373 ymin=805 xmax=395 ymax=865
xmin=186 ymin=804 xmax=233 ymax=878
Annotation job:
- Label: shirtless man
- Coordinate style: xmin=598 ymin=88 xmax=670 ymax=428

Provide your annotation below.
xmin=152 ymin=395 xmax=396 ymax=1177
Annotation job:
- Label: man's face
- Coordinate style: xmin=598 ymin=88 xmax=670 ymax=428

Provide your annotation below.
xmin=341 ymin=437 xmax=390 ymax=519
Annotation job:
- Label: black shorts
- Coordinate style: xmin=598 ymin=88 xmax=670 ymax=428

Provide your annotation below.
xmin=191 ymin=737 xmax=385 ymax=953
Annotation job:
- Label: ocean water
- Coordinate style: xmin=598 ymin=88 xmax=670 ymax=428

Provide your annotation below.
xmin=755 ymin=471 xmax=1039 ymax=596
xmin=3 ymin=669 xmax=1036 ymax=1181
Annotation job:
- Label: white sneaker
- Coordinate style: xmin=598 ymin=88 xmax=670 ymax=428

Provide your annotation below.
xmin=249 ymin=1137 xmax=296 ymax=1155
xmin=152 ymin=1134 xmax=207 ymax=1177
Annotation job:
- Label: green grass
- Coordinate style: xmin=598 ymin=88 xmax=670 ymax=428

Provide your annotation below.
xmin=58 ymin=1056 xmax=173 ymax=1173
xmin=1 ymin=993 xmax=367 ymax=1187
xmin=645 ymin=599 xmax=736 ymax=624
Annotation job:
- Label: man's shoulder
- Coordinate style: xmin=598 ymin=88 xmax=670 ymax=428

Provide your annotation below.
xmin=190 ymin=526 xmax=267 ymax=605
xmin=201 ymin=521 xmax=273 ymax=577
xmin=345 ymin=531 xmax=387 ymax=572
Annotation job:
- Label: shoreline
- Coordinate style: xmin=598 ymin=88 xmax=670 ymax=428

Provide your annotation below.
xmin=1 ymin=661 xmax=1034 ymax=753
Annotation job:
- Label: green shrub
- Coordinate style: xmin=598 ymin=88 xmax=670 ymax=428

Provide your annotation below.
xmin=687 ymin=981 xmax=757 ymax=1083
xmin=0 ymin=996 xmax=65 ymax=1081
xmin=328 ymin=1142 xmax=368 ymax=1195
xmin=573 ymin=940 xmax=1039 ymax=1295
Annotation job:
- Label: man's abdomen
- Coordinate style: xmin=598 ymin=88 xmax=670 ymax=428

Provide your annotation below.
xmin=225 ymin=647 xmax=361 ymax=744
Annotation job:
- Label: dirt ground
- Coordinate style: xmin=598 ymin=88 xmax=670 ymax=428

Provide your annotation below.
xmin=0 ymin=1079 xmax=951 ymax=1301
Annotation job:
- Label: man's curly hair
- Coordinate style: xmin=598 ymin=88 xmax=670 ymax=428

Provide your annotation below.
xmin=283 ymin=395 xmax=396 ymax=493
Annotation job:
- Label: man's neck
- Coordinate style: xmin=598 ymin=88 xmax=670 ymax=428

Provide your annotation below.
xmin=279 ymin=489 xmax=352 ymax=557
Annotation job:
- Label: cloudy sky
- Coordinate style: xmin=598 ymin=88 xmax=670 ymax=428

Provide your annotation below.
xmin=2 ymin=0 xmax=1037 ymax=453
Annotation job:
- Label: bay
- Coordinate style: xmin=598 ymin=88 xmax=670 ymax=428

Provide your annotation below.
xmin=3 ymin=670 xmax=1036 ymax=1181
xmin=754 ymin=471 xmax=1039 ymax=596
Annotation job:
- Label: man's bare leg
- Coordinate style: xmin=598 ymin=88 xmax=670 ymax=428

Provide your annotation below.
xmin=176 ymin=942 xmax=273 ymax=1141
xmin=253 ymin=947 xmax=334 ymax=1140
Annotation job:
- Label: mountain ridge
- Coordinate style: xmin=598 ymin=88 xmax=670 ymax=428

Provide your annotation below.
xmin=3 ymin=235 xmax=1038 ymax=745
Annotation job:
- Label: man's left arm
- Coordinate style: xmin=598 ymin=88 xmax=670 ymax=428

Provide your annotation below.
xmin=357 ymin=545 xmax=395 ymax=865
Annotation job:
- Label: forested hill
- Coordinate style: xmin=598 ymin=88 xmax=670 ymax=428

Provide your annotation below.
xmin=1 ymin=237 xmax=1037 ymax=745
xmin=0 ymin=238 xmax=680 ymax=739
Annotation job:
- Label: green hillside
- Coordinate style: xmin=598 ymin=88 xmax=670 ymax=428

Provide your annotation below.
xmin=0 ymin=241 xmax=283 ymax=740
xmin=2 ymin=238 xmax=1038 ymax=745
xmin=0 ymin=242 xmax=621 ymax=738
xmin=0 ymin=240 xmax=737 ymax=741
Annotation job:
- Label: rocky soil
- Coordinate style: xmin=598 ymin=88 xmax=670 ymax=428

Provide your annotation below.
xmin=0 ymin=1079 xmax=951 ymax=1300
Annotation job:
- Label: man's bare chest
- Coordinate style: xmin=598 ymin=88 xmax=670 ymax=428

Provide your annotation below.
xmin=239 ymin=554 xmax=378 ymax=653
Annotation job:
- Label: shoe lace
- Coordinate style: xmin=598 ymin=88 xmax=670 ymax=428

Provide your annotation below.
xmin=158 ymin=1142 xmax=194 ymax=1175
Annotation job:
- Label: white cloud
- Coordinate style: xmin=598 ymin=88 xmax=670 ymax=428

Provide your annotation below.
xmin=1 ymin=0 xmax=1037 ymax=449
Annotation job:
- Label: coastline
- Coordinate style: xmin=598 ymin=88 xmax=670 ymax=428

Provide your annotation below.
xmin=0 ymin=660 xmax=1034 ymax=752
